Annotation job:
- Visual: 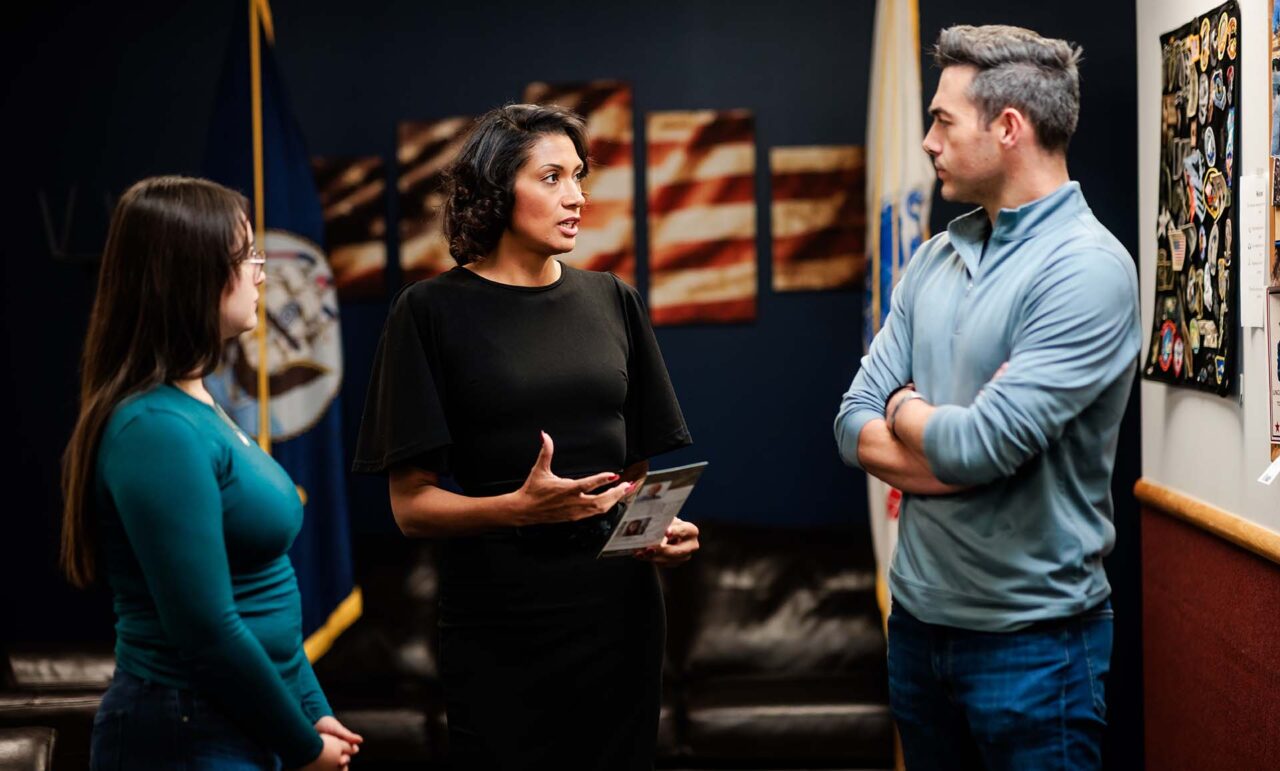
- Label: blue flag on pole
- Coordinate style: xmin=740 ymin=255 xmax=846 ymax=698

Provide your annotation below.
xmin=203 ymin=0 xmax=359 ymax=660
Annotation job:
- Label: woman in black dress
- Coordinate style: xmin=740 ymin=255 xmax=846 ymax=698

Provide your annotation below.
xmin=353 ymin=104 xmax=699 ymax=770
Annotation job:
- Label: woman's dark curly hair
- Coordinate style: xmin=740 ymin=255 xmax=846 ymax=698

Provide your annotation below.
xmin=442 ymin=104 xmax=590 ymax=265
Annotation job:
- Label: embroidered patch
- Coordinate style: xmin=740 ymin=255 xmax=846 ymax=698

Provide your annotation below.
xmin=1160 ymin=320 xmax=1176 ymax=372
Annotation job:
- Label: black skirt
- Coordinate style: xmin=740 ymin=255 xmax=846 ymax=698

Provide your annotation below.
xmin=437 ymin=522 xmax=665 ymax=771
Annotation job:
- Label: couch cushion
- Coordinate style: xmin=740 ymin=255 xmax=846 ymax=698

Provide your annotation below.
xmin=4 ymin=650 xmax=114 ymax=692
xmin=0 ymin=726 xmax=57 ymax=771
xmin=662 ymin=524 xmax=886 ymax=681
xmin=683 ymin=675 xmax=894 ymax=764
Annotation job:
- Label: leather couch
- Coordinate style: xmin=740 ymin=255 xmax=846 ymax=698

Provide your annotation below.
xmin=1 ymin=522 xmax=893 ymax=770
xmin=0 ymin=647 xmax=112 ymax=771
xmin=316 ymin=522 xmax=894 ymax=769
xmin=659 ymin=524 xmax=894 ymax=766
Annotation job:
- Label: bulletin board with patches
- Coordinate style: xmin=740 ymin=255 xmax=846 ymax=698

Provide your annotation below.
xmin=1144 ymin=1 xmax=1239 ymax=395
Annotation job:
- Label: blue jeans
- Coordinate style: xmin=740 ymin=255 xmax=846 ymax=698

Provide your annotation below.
xmin=887 ymin=598 xmax=1112 ymax=771
xmin=91 ymin=668 xmax=282 ymax=770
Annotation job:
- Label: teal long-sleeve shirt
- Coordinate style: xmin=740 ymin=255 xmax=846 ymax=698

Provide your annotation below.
xmin=96 ymin=385 xmax=329 ymax=766
xmin=835 ymin=182 xmax=1141 ymax=632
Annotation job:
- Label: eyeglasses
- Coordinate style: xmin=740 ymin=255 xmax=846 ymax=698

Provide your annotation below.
xmin=244 ymin=247 xmax=267 ymax=281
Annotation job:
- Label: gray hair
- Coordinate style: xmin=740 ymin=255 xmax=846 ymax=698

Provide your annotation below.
xmin=933 ymin=25 xmax=1083 ymax=152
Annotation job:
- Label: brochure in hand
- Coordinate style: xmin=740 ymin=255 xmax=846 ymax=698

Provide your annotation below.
xmin=598 ymin=461 xmax=708 ymax=558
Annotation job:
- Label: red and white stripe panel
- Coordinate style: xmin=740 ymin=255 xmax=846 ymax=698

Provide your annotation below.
xmin=770 ymin=146 xmax=866 ymax=292
xmin=525 ymin=80 xmax=636 ymax=287
xmin=646 ymin=109 xmax=757 ymax=325
xmin=397 ymin=117 xmax=474 ymax=284
xmin=311 ymin=155 xmax=388 ymax=301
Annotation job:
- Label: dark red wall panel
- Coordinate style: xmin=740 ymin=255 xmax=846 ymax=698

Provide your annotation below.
xmin=1142 ymin=508 xmax=1280 ymax=770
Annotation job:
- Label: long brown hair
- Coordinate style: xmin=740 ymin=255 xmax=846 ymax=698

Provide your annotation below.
xmin=61 ymin=175 xmax=250 ymax=587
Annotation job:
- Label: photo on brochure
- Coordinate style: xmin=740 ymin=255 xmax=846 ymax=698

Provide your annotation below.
xmin=597 ymin=461 xmax=708 ymax=558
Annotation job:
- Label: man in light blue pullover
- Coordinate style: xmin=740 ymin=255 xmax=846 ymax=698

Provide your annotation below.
xmin=835 ymin=25 xmax=1140 ymax=770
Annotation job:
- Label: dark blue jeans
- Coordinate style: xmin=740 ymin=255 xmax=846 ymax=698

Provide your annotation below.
xmin=91 ymin=668 xmax=282 ymax=770
xmin=887 ymin=598 xmax=1112 ymax=771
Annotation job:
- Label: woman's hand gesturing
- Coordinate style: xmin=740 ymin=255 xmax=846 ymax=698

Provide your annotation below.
xmin=511 ymin=432 xmax=633 ymax=526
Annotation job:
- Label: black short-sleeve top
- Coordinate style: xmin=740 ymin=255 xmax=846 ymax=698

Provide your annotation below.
xmin=352 ymin=264 xmax=691 ymax=494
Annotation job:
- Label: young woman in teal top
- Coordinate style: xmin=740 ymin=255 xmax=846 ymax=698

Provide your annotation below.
xmin=61 ymin=176 xmax=361 ymax=770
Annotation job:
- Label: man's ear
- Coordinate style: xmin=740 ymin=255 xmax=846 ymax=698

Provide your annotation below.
xmin=993 ymin=107 xmax=1030 ymax=149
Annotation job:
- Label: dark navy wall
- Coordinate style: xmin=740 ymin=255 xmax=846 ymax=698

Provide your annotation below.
xmin=1 ymin=3 xmax=1139 ymax=765
xmin=271 ymin=0 xmax=882 ymax=534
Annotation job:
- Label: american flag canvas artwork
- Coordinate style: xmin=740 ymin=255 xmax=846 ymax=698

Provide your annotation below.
xmin=311 ymin=155 xmax=388 ymax=301
xmin=770 ymin=146 xmax=866 ymax=291
xmin=646 ymin=109 xmax=758 ymax=325
xmin=524 ymin=80 xmax=636 ymax=287
xmin=397 ymin=117 xmax=473 ymax=284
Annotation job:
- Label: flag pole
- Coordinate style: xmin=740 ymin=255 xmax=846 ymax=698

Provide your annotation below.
xmin=249 ymin=0 xmax=271 ymax=452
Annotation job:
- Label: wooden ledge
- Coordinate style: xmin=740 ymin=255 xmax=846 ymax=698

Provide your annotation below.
xmin=1134 ymin=478 xmax=1280 ymax=567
